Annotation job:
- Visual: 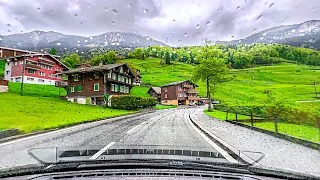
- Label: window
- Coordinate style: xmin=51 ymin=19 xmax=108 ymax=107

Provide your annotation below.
xmin=20 ymin=60 xmax=23 ymax=65
xmin=107 ymin=71 xmax=111 ymax=78
xmin=94 ymin=83 xmax=99 ymax=91
xmin=120 ymin=67 xmax=123 ymax=73
xmin=47 ymin=66 xmax=52 ymax=70
xmin=49 ymin=74 xmax=52 ymax=77
xmin=39 ymin=72 xmax=45 ymax=76
xmin=120 ymin=86 xmax=124 ymax=93
xmin=129 ymin=78 xmax=131 ymax=84
xmin=164 ymin=94 xmax=167 ymax=98
xmin=6 ymin=71 xmax=10 ymax=75
xmin=77 ymin=85 xmax=82 ymax=92
xmin=71 ymin=86 xmax=75 ymax=92
xmin=40 ymin=64 xmax=46 ymax=68
xmin=38 ymin=79 xmax=44 ymax=83
xmin=111 ymin=83 xmax=115 ymax=91
xmin=27 ymin=77 xmax=34 ymax=81
xmin=112 ymin=73 xmax=116 ymax=80
xmin=28 ymin=69 xmax=35 ymax=74
xmin=74 ymin=74 xmax=79 ymax=81
xmin=115 ymin=84 xmax=118 ymax=92
xmin=116 ymin=74 xmax=118 ymax=81
xmin=55 ymin=68 xmax=61 ymax=71
xmin=14 ymin=61 xmax=17 ymax=66
xmin=94 ymin=72 xmax=99 ymax=79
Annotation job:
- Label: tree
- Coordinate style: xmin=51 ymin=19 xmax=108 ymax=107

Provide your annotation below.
xmin=134 ymin=48 xmax=144 ymax=59
xmin=62 ymin=53 xmax=81 ymax=68
xmin=192 ymin=57 xmax=229 ymax=112
xmin=165 ymin=52 xmax=170 ymax=64
xmin=106 ymin=51 xmax=118 ymax=64
xmin=49 ymin=48 xmax=57 ymax=55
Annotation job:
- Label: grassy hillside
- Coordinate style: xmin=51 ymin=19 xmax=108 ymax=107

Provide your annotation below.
xmin=121 ymin=58 xmax=320 ymax=106
xmin=9 ymin=82 xmax=67 ymax=97
xmin=0 ymin=93 xmax=135 ymax=133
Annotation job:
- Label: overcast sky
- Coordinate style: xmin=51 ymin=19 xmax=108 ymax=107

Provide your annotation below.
xmin=0 ymin=0 xmax=319 ymax=45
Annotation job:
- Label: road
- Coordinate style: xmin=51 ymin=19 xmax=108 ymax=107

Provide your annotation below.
xmin=0 ymin=106 xmax=319 ymax=177
xmin=0 ymin=107 xmax=227 ymax=169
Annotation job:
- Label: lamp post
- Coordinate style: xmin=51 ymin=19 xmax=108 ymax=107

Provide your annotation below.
xmin=20 ymin=57 xmax=26 ymax=96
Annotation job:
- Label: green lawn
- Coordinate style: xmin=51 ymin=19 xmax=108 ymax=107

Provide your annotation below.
xmin=243 ymin=122 xmax=320 ymax=143
xmin=9 ymin=82 xmax=67 ymax=98
xmin=155 ymin=105 xmax=177 ymax=110
xmin=130 ymin=86 xmax=150 ymax=97
xmin=0 ymin=93 xmax=136 ymax=133
xmin=204 ymin=109 xmax=252 ymax=120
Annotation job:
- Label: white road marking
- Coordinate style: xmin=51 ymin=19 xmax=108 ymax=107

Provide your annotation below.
xmin=89 ymin=142 xmax=116 ymax=160
xmin=126 ymin=122 xmax=145 ymax=134
xmin=185 ymin=114 xmax=239 ymax=164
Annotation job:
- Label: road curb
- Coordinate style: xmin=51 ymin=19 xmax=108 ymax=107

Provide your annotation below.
xmin=0 ymin=110 xmax=157 ymax=145
xmin=226 ymin=120 xmax=320 ymax=151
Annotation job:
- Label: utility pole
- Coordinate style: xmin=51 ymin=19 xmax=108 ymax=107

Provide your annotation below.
xmin=20 ymin=57 xmax=26 ymax=96
xmin=314 ymin=81 xmax=318 ymax=97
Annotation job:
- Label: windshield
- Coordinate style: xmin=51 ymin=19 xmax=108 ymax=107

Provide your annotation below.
xmin=0 ymin=0 xmax=320 ymax=178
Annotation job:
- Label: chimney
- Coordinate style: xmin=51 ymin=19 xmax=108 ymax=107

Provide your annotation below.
xmin=99 ymin=61 xmax=103 ymax=66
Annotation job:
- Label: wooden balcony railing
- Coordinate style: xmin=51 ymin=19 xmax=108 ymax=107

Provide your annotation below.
xmin=25 ymin=64 xmax=40 ymax=70
xmin=183 ymin=84 xmax=193 ymax=88
xmin=187 ymin=90 xmax=199 ymax=94
xmin=188 ymin=96 xmax=200 ymax=100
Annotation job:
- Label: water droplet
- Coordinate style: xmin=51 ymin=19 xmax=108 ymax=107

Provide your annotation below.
xmin=236 ymin=6 xmax=240 ymax=10
xmin=112 ymin=21 xmax=115 ymax=25
xmin=253 ymin=28 xmax=257 ymax=32
xmin=77 ymin=44 xmax=80 ymax=47
xmin=85 ymin=40 xmax=88 ymax=42
xmin=207 ymin=22 xmax=210 ymax=26
xmin=50 ymin=10 xmax=54 ymax=14
xmin=77 ymin=40 xmax=80 ymax=43
xmin=87 ymin=3 xmax=91 ymax=8
xmin=90 ymin=37 xmax=93 ymax=40
xmin=74 ymin=14 xmax=78 ymax=18
xmin=37 ymin=7 xmax=41 ymax=12
xmin=20 ymin=31 xmax=23 ymax=33
xmin=80 ymin=21 xmax=83 ymax=25
xmin=7 ymin=24 xmax=11 ymax=27
xmin=291 ymin=29 xmax=296 ymax=33
xmin=144 ymin=9 xmax=148 ymax=14
xmin=218 ymin=9 xmax=222 ymax=13
xmin=64 ymin=47 xmax=67 ymax=50
xmin=8 ymin=30 xmax=11 ymax=32
xmin=263 ymin=32 xmax=267 ymax=36
xmin=178 ymin=40 xmax=181 ymax=43
xmin=105 ymin=7 xmax=108 ymax=13
xmin=117 ymin=33 xmax=120 ymax=36
xmin=57 ymin=42 xmax=61 ymax=46
xmin=269 ymin=3 xmax=274 ymax=8
xmin=184 ymin=33 xmax=188 ymax=37
xmin=231 ymin=35 xmax=234 ymax=38
xmin=146 ymin=37 xmax=150 ymax=40
xmin=197 ymin=50 xmax=201 ymax=52
xmin=112 ymin=9 xmax=118 ymax=15
xmin=14 ymin=18 xmax=18 ymax=21
xmin=128 ymin=3 xmax=132 ymax=8
xmin=238 ymin=40 xmax=242 ymax=43
xmin=256 ymin=14 xmax=263 ymax=20
xmin=172 ymin=19 xmax=175 ymax=22
xmin=196 ymin=24 xmax=200 ymax=29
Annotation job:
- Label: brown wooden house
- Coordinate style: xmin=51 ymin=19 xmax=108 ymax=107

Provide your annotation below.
xmin=59 ymin=63 xmax=136 ymax=105
xmin=147 ymin=86 xmax=161 ymax=104
xmin=161 ymin=80 xmax=199 ymax=106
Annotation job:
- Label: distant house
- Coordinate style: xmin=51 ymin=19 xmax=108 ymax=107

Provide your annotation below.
xmin=133 ymin=69 xmax=142 ymax=86
xmin=4 ymin=53 xmax=70 ymax=85
xmin=147 ymin=86 xmax=161 ymax=104
xmin=161 ymin=80 xmax=199 ymax=106
xmin=0 ymin=46 xmax=37 ymax=58
xmin=59 ymin=63 xmax=136 ymax=105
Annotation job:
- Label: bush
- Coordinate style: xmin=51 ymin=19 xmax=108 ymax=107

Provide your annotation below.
xmin=214 ymin=105 xmax=265 ymax=116
xmin=111 ymin=95 xmax=156 ymax=110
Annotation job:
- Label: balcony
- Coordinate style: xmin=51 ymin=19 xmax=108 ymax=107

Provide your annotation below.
xmin=188 ymin=96 xmax=200 ymax=100
xmin=25 ymin=64 xmax=40 ymax=70
xmin=55 ymin=69 xmax=62 ymax=73
xmin=183 ymin=84 xmax=193 ymax=88
xmin=187 ymin=90 xmax=199 ymax=94
xmin=39 ymin=57 xmax=55 ymax=66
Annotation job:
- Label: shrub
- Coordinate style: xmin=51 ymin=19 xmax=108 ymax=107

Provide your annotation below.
xmin=111 ymin=95 xmax=156 ymax=110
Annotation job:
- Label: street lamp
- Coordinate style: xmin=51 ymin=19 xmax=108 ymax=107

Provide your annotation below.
xmin=20 ymin=57 xmax=26 ymax=96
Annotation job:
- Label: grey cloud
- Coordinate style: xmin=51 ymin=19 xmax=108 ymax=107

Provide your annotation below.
xmin=0 ymin=0 xmax=319 ymax=46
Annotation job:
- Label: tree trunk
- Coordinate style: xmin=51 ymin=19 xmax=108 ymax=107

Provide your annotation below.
xmin=207 ymin=77 xmax=212 ymax=112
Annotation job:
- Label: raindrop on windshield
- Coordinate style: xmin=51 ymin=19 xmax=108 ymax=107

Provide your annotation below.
xmin=184 ymin=33 xmax=188 ymax=37
xmin=231 ymin=35 xmax=234 ymax=38
xmin=178 ymin=40 xmax=181 ymax=43
xmin=7 ymin=30 xmax=11 ymax=32
xmin=291 ymin=29 xmax=296 ymax=33
xmin=105 ymin=7 xmax=108 ymax=13
xmin=146 ymin=37 xmax=150 ymax=40
xmin=256 ymin=14 xmax=263 ymax=20
xmin=87 ymin=3 xmax=91 ymax=8
xmin=196 ymin=24 xmax=200 ymax=29
xmin=85 ymin=40 xmax=88 ymax=42
xmin=253 ymin=28 xmax=257 ymax=32
xmin=112 ymin=9 xmax=118 ymax=15
xmin=37 ymin=7 xmax=41 ymax=12
xmin=112 ymin=21 xmax=115 ymax=25
xmin=144 ymin=9 xmax=148 ymax=14
xmin=236 ymin=6 xmax=240 ymax=10
xmin=7 ymin=24 xmax=11 ymax=27
xmin=50 ymin=10 xmax=54 ymax=14
xmin=269 ymin=3 xmax=274 ymax=8
xmin=207 ymin=22 xmax=210 ymax=26
xmin=117 ymin=33 xmax=120 ymax=36
xmin=218 ymin=9 xmax=222 ymax=13
xmin=263 ymin=32 xmax=267 ymax=36
xmin=15 ymin=17 xmax=18 ymax=20
xmin=172 ymin=19 xmax=175 ymax=22
xmin=57 ymin=42 xmax=61 ymax=46
xmin=74 ymin=14 xmax=78 ymax=18
xmin=90 ymin=37 xmax=93 ymax=40
xmin=128 ymin=3 xmax=132 ymax=8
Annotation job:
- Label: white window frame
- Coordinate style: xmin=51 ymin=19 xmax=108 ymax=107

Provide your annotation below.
xmin=6 ymin=71 xmax=10 ymax=75
xmin=120 ymin=67 xmax=124 ymax=73
xmin=94 ymin=83 xmax=99 ymax=91
xmin=129 ymin=78 xmax=131 ymax=84
xmin=14 ymin=61 xmax=17 ymax=66
xmin=28 ymin=69 xmax=35 ymax=74
xmin=74 ymin=74 xmax=79 ymax=81
xmin=20 ymin=60 xmax=23 ymax=65
xmin=112 ymin=73 xmax=116 ymax=80
xmin=111 ymin=84 xmax=115 ymax=91
xmin=71 ymin=86 xmax=75 ymax=92
xmin=115 ymin=84 xmax=118 ymax=92
xmin=39 ymin=71 xmax=45 ymax=76
xmin=107 ymin=71 xmax=111 ymax=79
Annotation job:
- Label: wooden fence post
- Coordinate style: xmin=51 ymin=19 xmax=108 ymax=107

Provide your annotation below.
xmin=236 ymin=113 xmax=238 ymax=121
xmin=250 ymin=113 xmax=254 ymax=127
xmin=226 ymin=111 xmax=228 ymax=121
xmin=317 ymin=117 xmax=320 ymax=141
xmin=274 ymin=117 xmax=279 ymax=133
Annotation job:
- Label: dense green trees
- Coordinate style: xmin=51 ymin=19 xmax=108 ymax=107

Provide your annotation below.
xmin=49 ymin=48 xmax=57 ymax=55
xmin=62 ymin=53 xmax=81 ymax=68
xmin=89 ymin=51 xmax=118 ymax=66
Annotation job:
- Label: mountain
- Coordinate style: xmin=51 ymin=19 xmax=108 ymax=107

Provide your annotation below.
xmin=216 ymin=20 xmax=320 ymax=50
xmin=0 ymin=30 xmax=167 ymax=52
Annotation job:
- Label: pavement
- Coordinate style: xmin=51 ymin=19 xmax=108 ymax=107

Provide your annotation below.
xmin=0 ymin=107 xmax=319 ymax=177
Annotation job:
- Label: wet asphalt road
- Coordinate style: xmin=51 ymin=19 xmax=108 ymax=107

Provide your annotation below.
xmin=0 ymin=108 xmax=218 ymax=169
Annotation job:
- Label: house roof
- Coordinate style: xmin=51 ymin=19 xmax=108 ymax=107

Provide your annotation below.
xmin=0 ymin=46 xmax=38 ymax=54
xmin=60 ymin=63 xmax=136 ymax=77
xmin=161 ymin=80 xmax=198 ymax=87
xmin=6 ymin=53 xmax=70 ymax=70
xmin=148 ymin=86 xmax=161 ymax=95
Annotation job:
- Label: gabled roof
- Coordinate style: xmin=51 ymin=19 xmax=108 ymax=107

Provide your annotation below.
xmin=148 ymin=86 xmax=161 ymax=95
xmin=0 ymin=46 xmax=38 ymax=54
xmin=161 ymin=80 xmax=198 ymax=87
xmin=60 ymin=63 xmax=136 ymax=77
xmin=6 ymin=53 xmax=70 ymax=70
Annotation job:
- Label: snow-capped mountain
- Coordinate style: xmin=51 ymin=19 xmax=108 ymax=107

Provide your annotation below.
xmin=216 ymin=20 xmax=320 ymax=50
xmin=0 ymin=30 xmax=167 ymax=51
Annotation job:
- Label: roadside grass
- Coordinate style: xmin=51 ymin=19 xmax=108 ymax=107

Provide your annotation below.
xmin=130 ymin=86 xmax=150 ymax=97
xmin=155 ymin=105 xmax=177 ymax=110
xmin=9 ymin=82 xmax=66 ymax=98
xmin=0 ymin=93 xmax=137 ymax=133
xmin=204 ymin=109 xmax=252 ymax=120
xmin=243 ymin=122 xmax=320 ymax=143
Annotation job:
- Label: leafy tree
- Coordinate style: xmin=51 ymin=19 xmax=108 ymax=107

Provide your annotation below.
xmin=62 ymin=53 xmax=81 ymax=68
xmin=127 ymin=52 xmax=135 ymax=59
xmin=49 ymin=48 xmax=57 ymax=55
xmin=106 ymin=51 xmax=118 ymax=64
xmin=165 ymin=52 xmax=170 ymax=64
xmin=134 ymin=48 xmax=144 ymax=59
xmin=192 ymin=57 xmax=229 ymax=112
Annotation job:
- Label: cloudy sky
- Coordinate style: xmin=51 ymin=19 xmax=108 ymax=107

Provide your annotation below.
xmin=0 ymin=0 xmax=319 ymax=45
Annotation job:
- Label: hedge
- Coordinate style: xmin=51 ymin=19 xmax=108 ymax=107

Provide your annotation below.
xmin=111 ymin=95 xmax=156 ymax=110
xmin=213 ymin=105 xmax=266 ymax=117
